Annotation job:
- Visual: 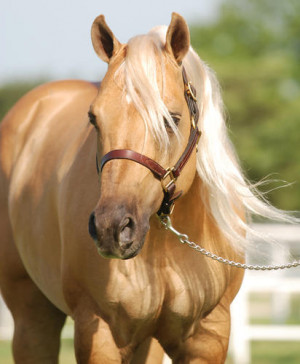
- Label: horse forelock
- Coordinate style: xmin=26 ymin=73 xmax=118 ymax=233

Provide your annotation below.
xmin=113 ymin=27 xmax=181 ymax=153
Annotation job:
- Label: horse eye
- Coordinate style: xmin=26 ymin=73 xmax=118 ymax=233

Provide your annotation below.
xmin=88 ymin=111 xmax=97 ymax=127
xmin=164 ymin=113 xmax=181 ymax=130
xmin=171 ymin=114 xmax=180 ymax=126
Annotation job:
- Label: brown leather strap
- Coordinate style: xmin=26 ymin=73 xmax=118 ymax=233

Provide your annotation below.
xmin=100 ymin=149 xmax=167 ymax=180
xmin=100 ymin=128 xmax=200 ymax=180
xmin=173 ymin=128 xmax=201 ymax=178
xmin=182 ymin=67 xmax=199 ymax=125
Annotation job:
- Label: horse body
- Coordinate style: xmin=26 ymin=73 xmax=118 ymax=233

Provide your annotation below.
xmin=0 ymin=80 xmax=98 ymax=313
xmin=0 ymin=13 xmax=247 ymax=363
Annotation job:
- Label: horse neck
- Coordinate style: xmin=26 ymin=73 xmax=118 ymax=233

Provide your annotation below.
xmin=146 ymin=174 xmax=207 ymax=253
xmin=146 ymin=172 xmax=236 ymax=261
xmin=171 ymin=173 xmax=207 ymax=239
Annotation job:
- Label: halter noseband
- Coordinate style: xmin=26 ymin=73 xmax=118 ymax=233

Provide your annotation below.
xmin=99 ymin=67 xmax=201 ymax=216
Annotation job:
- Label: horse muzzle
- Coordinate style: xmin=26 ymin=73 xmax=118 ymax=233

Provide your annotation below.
xmin=88 ymin=203 xmax=149 ymax=259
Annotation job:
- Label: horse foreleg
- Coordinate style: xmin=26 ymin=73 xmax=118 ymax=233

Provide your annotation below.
xmin=74 ymin=312 xmax=164 ymax=364
xmin=131 ymin=337 xmax=164 ymax=364
xmin=74 ymin=313 xmax=121 ymax=363
xmin=1 ymin=275 xmax=66 ymax=364
xmin=0 ymin=214 xmax=66 ymax=363
xmin=169 ymin=300 xmax=231 ymax=364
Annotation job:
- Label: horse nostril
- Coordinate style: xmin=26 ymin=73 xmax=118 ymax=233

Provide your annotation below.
xmin=118 ymin=216 xmax=135 ymax=249
xmin=120 ymin=217 xmax=133 ymax=231
xmin=88 ymin=212 xmax=98 ymax=240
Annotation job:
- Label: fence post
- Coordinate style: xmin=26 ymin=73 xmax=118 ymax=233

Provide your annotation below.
xmin=0 ymin=295 xmax=13 ymax=340
xmin=230 ymin=276 xmax=251 ymax=364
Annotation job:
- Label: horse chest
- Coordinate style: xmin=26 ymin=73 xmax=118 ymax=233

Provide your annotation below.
xmin=104 ymin=262 xmax=164 ymax=321
xmin=162 ymin=265 xmax=219 ymax=318
xmin=103 ymin=261 xmax=221 ymax=326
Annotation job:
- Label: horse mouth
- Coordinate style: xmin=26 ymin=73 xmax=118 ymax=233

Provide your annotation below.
xmin=93 ymin=238 xmax=145 ymax=260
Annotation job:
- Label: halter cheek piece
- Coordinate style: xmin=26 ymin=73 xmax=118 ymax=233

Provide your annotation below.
xmin=99 ymin=67 xmax=201 ymax=216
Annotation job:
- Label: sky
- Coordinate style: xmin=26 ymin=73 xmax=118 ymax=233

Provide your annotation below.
xmin=0 ymin=0 xmax=222 ymax=85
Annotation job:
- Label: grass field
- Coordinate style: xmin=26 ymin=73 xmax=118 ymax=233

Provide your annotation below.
xmin=0 ymin=339 xmax=300 ymax=363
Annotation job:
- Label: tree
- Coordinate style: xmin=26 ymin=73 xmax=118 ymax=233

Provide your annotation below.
xmin=190 ymin=0 xmax=300 ymax=210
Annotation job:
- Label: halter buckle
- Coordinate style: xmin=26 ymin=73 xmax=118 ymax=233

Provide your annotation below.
xmin=191 ymin=116 xmax=196 ymax=129
xmin=161 ymin=167 xmax=176 ymax=192
xmin=186 ymin=82 xmax=197 ymax=102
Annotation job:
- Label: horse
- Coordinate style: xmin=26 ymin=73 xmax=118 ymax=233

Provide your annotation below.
xmin=0 ymin=12 xmax=290 ymax=364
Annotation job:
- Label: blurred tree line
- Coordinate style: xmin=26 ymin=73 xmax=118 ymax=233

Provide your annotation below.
xmin=191 ymin=0 xmax=300 ymax=211
xmin=0 ymin=0 xmax=299 ymax=210
xmin=0 ymin=82 xmax=42 ymax=121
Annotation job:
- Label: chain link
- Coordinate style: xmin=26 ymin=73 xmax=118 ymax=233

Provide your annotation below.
xmin=159 ymin=215 xmax=300 ymax=271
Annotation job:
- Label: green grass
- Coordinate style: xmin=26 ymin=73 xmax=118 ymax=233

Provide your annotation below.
xmin=251 ymin=341 xmax=300 ymax=364
xmin=0 ymin=339 xmax=76 ymax=364
xmin=0 ymin=340 xmax=12 ymax=364
xmin=1 ymin=339 xmax=300 ymax=363
xmin=59 ymin=339 xmax=76 ymax=364
xmin=225 ymin=342 xmax=300 ymax=364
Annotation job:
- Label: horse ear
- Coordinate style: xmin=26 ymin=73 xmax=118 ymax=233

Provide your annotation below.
xmin=91 ymin=15 xmax=122 ymax=63
xmin=165 ymin=13 xmax=190 ymax=65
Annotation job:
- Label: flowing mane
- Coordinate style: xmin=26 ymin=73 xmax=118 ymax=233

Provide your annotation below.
xmin=115 ymin=25 xmax=295 ymax=251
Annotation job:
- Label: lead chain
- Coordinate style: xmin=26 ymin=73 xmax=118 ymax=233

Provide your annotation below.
xmin=159 ymin=215 xmax=300 ymax=271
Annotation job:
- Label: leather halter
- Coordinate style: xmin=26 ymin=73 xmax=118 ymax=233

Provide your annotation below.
xmin=99 ymin=67 xmax=201 ymax=216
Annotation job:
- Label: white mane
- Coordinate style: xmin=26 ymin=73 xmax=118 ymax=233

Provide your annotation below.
xmin=116 ymin=25 xmax=296 ymax=251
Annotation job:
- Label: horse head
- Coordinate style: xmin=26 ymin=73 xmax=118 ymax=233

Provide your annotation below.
xmin=88 ymin=13 xmax=199 ymax=259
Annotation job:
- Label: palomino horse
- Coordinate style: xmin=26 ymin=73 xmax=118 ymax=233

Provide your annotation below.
xmin=0 ymin=12 xmax=286 ymax=363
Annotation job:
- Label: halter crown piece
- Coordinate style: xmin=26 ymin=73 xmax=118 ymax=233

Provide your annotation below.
xmin=100 ymin=67 xmax=201 ymax=216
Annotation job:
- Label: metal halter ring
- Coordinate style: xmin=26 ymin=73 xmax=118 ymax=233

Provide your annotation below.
xmin=161 ymin=167 xmax=177 ymax=192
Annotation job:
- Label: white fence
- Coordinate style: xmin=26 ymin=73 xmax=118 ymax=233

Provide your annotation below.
xmin=1 ymin=224 xmax=300 ymax=364
xmin=229 ymin=223 xmax=300 ymax=364
xmin=0 ymin=295 xmax=13 ymax=341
